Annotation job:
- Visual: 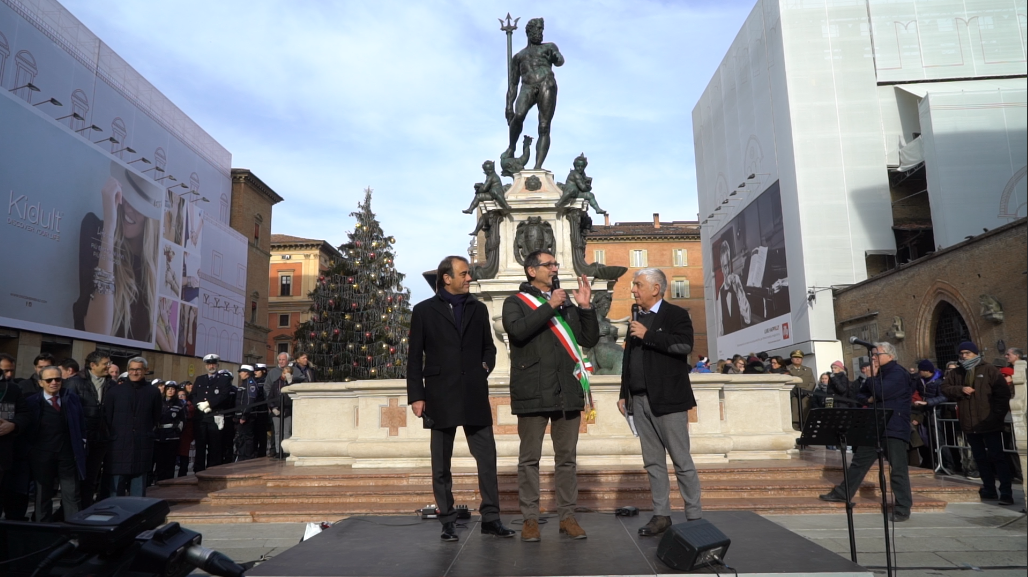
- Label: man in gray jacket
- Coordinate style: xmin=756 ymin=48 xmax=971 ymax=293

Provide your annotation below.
xmin=502 ymin=250 xmax=598 ymax=542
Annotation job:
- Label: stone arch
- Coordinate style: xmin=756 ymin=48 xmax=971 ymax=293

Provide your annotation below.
xmin=914 ymin=280 xmax=979 ymax=363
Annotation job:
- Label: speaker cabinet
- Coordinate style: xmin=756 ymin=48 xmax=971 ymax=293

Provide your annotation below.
xmin=656 ymin=519 xmax=731 ymax=571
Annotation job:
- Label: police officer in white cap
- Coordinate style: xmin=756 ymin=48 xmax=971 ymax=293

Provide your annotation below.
xmin=191 ymin=354 xmax=232 ymax=472
xmin=234 ymin=365 xmax=268 ymax=461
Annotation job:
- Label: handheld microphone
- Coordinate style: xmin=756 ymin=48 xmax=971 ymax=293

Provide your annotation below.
xmin=551 ymin=276 xmax=568 ymax=308
xmin=849 ymin=336 xmax=875 ymax=349
xmin=631 ymin=304 xmax=640 ymax=322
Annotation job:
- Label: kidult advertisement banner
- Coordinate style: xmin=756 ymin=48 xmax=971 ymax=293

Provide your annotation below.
xmin=1 ymin=91 xmax=207 ymax=354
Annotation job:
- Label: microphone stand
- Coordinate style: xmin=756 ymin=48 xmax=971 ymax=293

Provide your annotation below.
xmin=862 ymin=344 xmax=894 ymax=577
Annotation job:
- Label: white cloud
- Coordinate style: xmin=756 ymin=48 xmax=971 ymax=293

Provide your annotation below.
xmin=61 ymin=0 xmax=754 ymax=301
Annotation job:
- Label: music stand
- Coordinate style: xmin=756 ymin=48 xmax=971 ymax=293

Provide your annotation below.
xmin=798 ymin=408 xmax=892 ymax=563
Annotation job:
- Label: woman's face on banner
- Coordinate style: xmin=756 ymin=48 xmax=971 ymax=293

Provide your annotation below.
xmin=122 ymin=198 xmax=145 ymax=239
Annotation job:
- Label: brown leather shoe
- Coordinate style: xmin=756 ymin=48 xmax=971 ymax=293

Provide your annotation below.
xmin=521 ymin=518 xmax=540 ymax=542
xmin=559 ymin=516 xmax=587 ymax=539
xmin=638 ymin=515 xmax=672 ymax=537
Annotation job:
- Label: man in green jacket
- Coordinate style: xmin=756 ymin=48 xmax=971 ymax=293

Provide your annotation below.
xmin=502 ymin=250 xmax=599 ymax=542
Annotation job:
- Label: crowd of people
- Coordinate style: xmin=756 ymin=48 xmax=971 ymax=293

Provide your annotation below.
xmin=693 ymin=343 xmax=1024 ymax=519
xmin=0 ymin=349 xmax=316 ymax=522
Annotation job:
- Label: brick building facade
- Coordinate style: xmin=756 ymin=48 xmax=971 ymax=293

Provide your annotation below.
xmin=268 ymin=235 xmax=342 ymax=362
xmin=833 ymin=218 xmax=1026 ymax=373
xmin=229 ymin=169 xmax=283 ymax=365
xmin=586 ymin=214 xmax=707 ymax=360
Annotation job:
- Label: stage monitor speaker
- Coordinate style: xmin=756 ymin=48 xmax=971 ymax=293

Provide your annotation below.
xmin=656 ymin=519 xmax=731 ymax=571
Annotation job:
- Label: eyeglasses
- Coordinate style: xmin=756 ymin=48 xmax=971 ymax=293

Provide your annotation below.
xmin=128 ymin=368 xmax=146 ymax=372
xmin=43 ymin=377 xmax=63 ymax=383
xmin=536 ymin=261 xmax=560 ymax=268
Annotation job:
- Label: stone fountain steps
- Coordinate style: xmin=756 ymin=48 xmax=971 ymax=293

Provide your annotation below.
xmin=151 ymin=456 xmax=977 ymax=524
xmin=163 ymin=495 xmax=951 ymax=525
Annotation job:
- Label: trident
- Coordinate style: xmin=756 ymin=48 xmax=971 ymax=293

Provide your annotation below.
xmin=498 ymin=13 xmax=519 ymax=88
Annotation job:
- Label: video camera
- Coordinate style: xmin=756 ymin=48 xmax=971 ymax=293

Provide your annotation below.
xmin=0 ymin=497 xmax=245 ymax=577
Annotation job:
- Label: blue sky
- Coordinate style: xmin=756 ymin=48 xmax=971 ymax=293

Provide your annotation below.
xmin=62 ymin=0 xmax=754 ymax=303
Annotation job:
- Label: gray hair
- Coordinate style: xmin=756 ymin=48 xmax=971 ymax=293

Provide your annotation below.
xmin=277 ymin=352 xmax=292 ymax=362
xmin=1007 ymin=348 xmax=1024 ymax=360
xmin=128 ymin=356 xmax=149 ymax=369
xmin=872 ymin=342 xmax=898 ymax=360
xmin=633 ymin=268 xmax=668 ymax=296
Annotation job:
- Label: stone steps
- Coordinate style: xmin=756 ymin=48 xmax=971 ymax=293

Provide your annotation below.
xmin=195 ymin=476 xmax=963 ymax=507
xmin=150 ymin=455 xmax=978 ymax=523
xmin=164 ymin=495 xmax=951 ymax=525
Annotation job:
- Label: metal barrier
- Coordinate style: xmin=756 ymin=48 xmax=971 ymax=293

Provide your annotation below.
xmin=929 ymin=402 xmax=1019 ymax=477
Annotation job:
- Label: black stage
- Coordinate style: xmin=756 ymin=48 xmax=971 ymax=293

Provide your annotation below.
xmin=247 ymin=511 xmax=871 ymax=577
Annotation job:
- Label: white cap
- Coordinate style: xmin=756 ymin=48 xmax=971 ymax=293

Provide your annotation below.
xmin=165 ymin=380 xmax=178 ymax=387
xmin=240 ymin=365 xmax=254 ymax=373
xmin=255 ymin=363 xmax=268 ymax=370
xmin=152 ymin=379 xmax=163 ymax=386
xmin=119 ymin=372 xmax=128 ymax=379
xmin=203 ymin=354 xmax=220 ymax=363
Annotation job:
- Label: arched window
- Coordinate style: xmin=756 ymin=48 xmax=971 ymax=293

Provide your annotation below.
xmin=70 ymin=89 xmax=89 ymax=131
xmin=0 ymin=32 xmax=10 ymax=89
xmin=933 ymin=301 xmax=970 ymax=367
xmin=189 ymin=172 xmax=200 ymax=194
xmin=154 ymin=147 xmax=167 ymax=176
xmin=13 ymin=50 xmax=37 ymax=103
xmin=220 ymin=193 xmax=229 ymax=223
xmin=111 ymin=117 xmax=127 ymax=156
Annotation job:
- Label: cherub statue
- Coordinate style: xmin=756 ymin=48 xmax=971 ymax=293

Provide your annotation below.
xmin=557 ymin=153 xmax=606 ymax=215
xmin=500 ymin=135 xmax=533 ymax=177
xmin=463 ymin=160 xmax=511 ymax=214
xmin=586 ymin=291 xmax=624 ymax=375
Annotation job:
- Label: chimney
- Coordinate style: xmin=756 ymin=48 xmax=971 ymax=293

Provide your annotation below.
xmin=604 ymin=213 xmax=610 ymax=226
xmin=653 ymin=213 xmax=660 ymax=229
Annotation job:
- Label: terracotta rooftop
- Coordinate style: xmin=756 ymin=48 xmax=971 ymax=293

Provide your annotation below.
xmin=271 ymin=234 xmax=324 ymax=244
xmin=588 ymin=219 xmax=700 ymax=240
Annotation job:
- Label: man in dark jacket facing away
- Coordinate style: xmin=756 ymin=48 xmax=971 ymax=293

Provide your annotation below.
xmin=941 ymin=341 xmax=1013 ymax=505
xmin=60 ymin=354 xmax=113 ymax=507
xmin=617 ymin=268 xmax=701 ymax=537
xmin=820 ymin=341 xmax=914 ymax=521
xmin=103 ymin=357 xmax=162 ymax=497
xmin=26 ymin=365 xmax=87 ymax=521
xmin=0 ymin=361 xmax=31 ymax=499
xmin=408 ymin=256 xmax=514 ymax=543
xmin=502 ymin=250 xmax=598 ymax=541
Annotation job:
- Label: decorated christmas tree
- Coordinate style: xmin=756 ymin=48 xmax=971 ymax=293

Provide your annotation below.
xmin=293 ymin=188 xmax=412 ymax=380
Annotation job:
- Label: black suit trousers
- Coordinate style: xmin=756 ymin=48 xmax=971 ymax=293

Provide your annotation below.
xmin=30 ymin=444 xmax=80 ymax=522
xmin=193 ymin=420 xmax=222 ymax=472
xmin=431 ymin=425 xmax=500 ymax=524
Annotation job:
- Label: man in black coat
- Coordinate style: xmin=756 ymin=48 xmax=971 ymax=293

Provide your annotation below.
xmin=75 ymin=351 xmax=116 ymax=506
xmin=191 ymin=354 xmax=233 ymax=472
xmin=408 ymin=256 xmax=514 ymax=543
xmin=103 ymin=357 xmax=162 ymax=497
xmin=0 ymin=353 xmax=31 ymax=520
xmin=618 ymin=268 xmax=701 ymax=537
xmin=0 ymin=363 xmax=31 ymax=491
xmin=59 ymin=355 xmax=111 ymax=507
xmin=26 ymin=365 xmax=87 ymax=521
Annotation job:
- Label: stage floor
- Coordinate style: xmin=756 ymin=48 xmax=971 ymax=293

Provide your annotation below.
xmin=247 ymin=511 xmax=871 ymax=577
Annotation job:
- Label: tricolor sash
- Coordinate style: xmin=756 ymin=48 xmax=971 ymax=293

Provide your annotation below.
xmin=515 ymin=292 xmax=595 ymax=400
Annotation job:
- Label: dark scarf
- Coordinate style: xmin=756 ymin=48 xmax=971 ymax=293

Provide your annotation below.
xmin=437 ymin=289 xmax=470 ymax=331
